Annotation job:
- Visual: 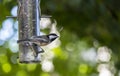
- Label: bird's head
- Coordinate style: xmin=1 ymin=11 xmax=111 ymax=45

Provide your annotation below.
xmin=47 ymin=33 xmax=59 ymax=42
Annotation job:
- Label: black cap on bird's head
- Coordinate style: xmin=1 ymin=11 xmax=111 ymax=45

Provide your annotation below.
xmin=47 ymin=33 xmax=59 ymax=42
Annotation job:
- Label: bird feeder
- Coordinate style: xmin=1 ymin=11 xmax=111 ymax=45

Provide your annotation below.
xmin=17 ymin=0 xmax=42 ymax=63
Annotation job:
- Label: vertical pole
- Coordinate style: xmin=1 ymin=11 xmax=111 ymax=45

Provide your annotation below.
xmin=32 ymin=0 xmax=42 ymax=60
xmin=36 ymin=0 xmax=40 ymax=35
xmin=18 ymin=0 xmax=41 ymax=63
xmin=32 ymin=0 xmax=40 ymax=36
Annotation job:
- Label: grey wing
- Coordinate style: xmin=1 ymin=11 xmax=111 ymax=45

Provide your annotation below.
xmin=30 ymin=36 xmax=49 ymax=46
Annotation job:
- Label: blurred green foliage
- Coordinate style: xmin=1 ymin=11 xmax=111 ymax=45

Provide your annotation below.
xmin=0 ymin=0 xmax=120 ymax=76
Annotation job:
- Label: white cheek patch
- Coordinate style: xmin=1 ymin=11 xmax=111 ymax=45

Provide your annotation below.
xmin=49 ymin=35 xmax=56 ymax=39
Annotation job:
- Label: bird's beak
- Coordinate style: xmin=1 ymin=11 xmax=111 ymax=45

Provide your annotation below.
xmin=56 ymin=35 xmax=59 ymax=38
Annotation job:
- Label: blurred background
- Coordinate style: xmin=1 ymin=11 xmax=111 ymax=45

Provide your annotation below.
xmin=0 ymin=0 xmax=120 ymax=76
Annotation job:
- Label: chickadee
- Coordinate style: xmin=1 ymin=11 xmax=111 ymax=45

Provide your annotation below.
xmin=17 ymin=33 xmax=59 ymax=46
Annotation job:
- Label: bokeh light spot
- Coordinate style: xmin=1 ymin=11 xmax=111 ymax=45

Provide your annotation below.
xmin=11 ymin=6 xmax=18 ymax=16
xmin=81 ymin=48 xmax=97 ymax=63
xmin=10 ymin=55 xmax=18 ymax=64
xmin=97 ymin=46 xmax=111 ymax=62
xmin=2 ymin=63 xmax=12 ymax=73
xmin=9 ymin=39 xmax=18 ymax=53
xmin=53 ymin=47 xmax=68 ymax=60
xmin=0 ymin=55 xmax=8 ymax=64
xmin=40 ymin=18 xmax=51 ymax=29
xmin=0 ymin=19 xmax=14 ymax=41
xmin=27 ymin=64 xmax=37 ymax=71
xmin=79 ymin=64 xmax=88 ymax=74
xmin=16 ymin=70 xmax=27 ymax=76
xmin=42 ymin=60 xmax=54 ymax=72
xmin=40 ymin=73 xmax=50 ymax=76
